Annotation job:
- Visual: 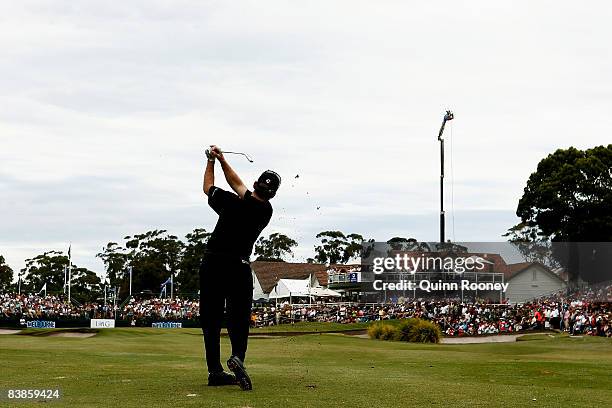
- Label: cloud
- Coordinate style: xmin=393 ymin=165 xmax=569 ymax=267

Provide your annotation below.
xmin=1 ymin=1 xmax=611 ymax=274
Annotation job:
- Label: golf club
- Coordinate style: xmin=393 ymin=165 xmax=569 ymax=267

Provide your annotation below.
xmin=205 ymin=148 xmax=254 ymax=163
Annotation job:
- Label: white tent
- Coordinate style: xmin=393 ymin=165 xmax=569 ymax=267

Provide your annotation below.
xmin=268 ymin=277 xmax=342 ymax=300
xmin=310 ymin=287 xmax=342 ymax=297
xmin=251 ymin=269 xmax=268 ymax=301
xmin=268 ymin=278 xmax=311 ymax=300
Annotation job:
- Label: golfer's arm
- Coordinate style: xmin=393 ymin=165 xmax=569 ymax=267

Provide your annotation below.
xmin=219 ymin=159 xmax=248 ymax=198
xmin=203 ymin=160 xmax=215 ymax=196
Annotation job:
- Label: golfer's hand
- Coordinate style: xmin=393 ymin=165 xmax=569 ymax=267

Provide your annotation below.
xmin=210 ymin=145 xmax=225 ymax=162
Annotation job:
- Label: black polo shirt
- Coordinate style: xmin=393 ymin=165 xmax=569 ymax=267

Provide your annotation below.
xmin=206 ymin=186 xmax=272 ymax=260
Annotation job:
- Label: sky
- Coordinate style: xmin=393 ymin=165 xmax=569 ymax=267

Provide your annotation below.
xmin=1 ymin=1 xmax=611 ymax=277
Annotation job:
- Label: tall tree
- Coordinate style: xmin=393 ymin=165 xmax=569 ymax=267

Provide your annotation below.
xmin=504 ymin=223 xmax=561 ymax=269
xmin=386 ymin=237 xmax=431 ymax=251
xmin=513 ymin=145 xmax=612 ymax=241
xmin=123 ymin=230 xmax=184 ymax=295
xmin=69 ymin=266 xmax=103 ymax=302
xmin=21 ymin=251 xmax=68 ymax=293
xmin=178 ymin=228 xmax=211 ymax=295
xmin=20 ymin=251 xmax=101 ymax=301
xmin=509 ymin=145 xmax=612 ymax=284
xmin=387 ymin=237 xmax=409 ymax=251
xmin=254 ymin=233 xmax=297 ymax=261
xmin=96 ymin=242 xmax=128 ymax=287
xmin=0 ymin=255 xmax=14 ymax=291
xmin=314 ymin=231 xmax=364 ymax=264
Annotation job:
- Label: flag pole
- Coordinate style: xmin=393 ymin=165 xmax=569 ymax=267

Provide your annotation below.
xmin=68 ymin=244 xmax=72 ymax=303
xmin=170 ymin=274 xmax=174 ymax=300
xmin=129 ymin=266 xmax=133 ymax=297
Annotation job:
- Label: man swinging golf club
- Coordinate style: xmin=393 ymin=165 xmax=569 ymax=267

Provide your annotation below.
xmin=200 ymin=145 xmax=280 ymax=391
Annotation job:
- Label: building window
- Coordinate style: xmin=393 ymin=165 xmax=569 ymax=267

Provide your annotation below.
xmin=532 ymin=270 xmax=537 ymax=281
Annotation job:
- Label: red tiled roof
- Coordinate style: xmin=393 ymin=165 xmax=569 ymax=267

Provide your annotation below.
xmin=327 ymin=264 xmax=360 ymax=273
xmin=504 ymin=262 xmax=534 ymax=279
xmin=472 ymin=253 xmax=511 ymax=276
xmin=386 ymin=250 xmax=513 ymax=276
xmin=505 ymin=262 xmax=565 ymax=282
xmin=250 ymin=261 xmax=329 ymax=293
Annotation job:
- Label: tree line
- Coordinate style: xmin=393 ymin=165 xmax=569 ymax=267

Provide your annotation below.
xmin=2 ymin=144 xmax=611 ymax=298
xmin=0 ymin=229 xmax=372 ymax=302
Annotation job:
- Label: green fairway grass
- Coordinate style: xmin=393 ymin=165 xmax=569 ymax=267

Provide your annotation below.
xmin=250 ymin=321 xmax=369 ymax=333
xmin=1 ymin=327 xmax=610 ymax=408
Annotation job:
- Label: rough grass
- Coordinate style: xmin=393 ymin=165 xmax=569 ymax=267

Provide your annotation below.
xmin=0 ymin=326 xmax=610 ymax=407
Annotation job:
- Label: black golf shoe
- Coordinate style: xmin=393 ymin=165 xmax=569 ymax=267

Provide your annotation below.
xmin=227 ymin=356 xmax=252 ymax=391
xmin=207 ymin=371 xmax=237 ymax=386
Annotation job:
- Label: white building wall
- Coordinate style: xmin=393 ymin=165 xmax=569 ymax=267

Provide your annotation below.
xmin=506 ymin=265 xmax=566 ymax=303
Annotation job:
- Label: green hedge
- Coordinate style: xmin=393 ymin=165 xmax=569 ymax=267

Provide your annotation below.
xmin=368 ymin=318 xmax=441 ymax=344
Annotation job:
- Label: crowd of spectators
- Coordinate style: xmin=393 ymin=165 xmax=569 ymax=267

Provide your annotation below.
xmin=251 ymin=299 xmax=611 ymax=337
xmin=0 ymin=293 xmax=200 ymax=327
xmin=250 ymin=282 xmax=611 ymax=337
xmin=118 ymin=297 xmax=199 ymax=325
xmin=1 ymin=285 xmax=610 ymax=337
xmin=0 ymin=293 xmax=87 ymax=321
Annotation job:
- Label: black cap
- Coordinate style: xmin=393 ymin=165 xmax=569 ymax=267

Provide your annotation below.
xmin=255 ymin=170 xmax=281 ymax=198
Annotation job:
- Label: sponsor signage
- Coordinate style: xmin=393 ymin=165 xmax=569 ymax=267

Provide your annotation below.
xmin=152 ymin=322 xmax=182 ymax=328
xmin=348 ymin=272 xmax=361 ymax=283
xmin=90 ymin=319 xmax=116 ymax=329
xmin=26 ymin=321 xmax=55 ymax=329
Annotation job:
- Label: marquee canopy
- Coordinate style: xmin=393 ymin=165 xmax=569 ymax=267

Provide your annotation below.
xmin=268 ymin=278 xmax=342 ymax=299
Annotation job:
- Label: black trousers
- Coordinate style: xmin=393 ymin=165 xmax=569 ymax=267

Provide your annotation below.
xmin=199 ymin=254 xmax=253 ymax=373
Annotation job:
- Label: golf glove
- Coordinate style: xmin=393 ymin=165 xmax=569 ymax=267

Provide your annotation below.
xmin=205 ymin=148 xmax=215 ymax=162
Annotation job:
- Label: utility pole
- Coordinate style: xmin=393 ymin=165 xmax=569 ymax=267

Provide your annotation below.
xmin=437 ymin=110 xmax=454 ymax=243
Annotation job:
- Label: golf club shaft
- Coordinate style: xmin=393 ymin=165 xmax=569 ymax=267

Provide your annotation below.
xmin=206 ymin=148 xmax=254 ymax=163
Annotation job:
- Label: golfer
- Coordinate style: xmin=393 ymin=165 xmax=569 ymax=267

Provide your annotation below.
xmin=200 ymin=145 xmax=280 ymax=391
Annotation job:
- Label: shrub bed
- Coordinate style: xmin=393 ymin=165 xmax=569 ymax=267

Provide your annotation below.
xmin=368 ymin=318 xmax=441 ymax=344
